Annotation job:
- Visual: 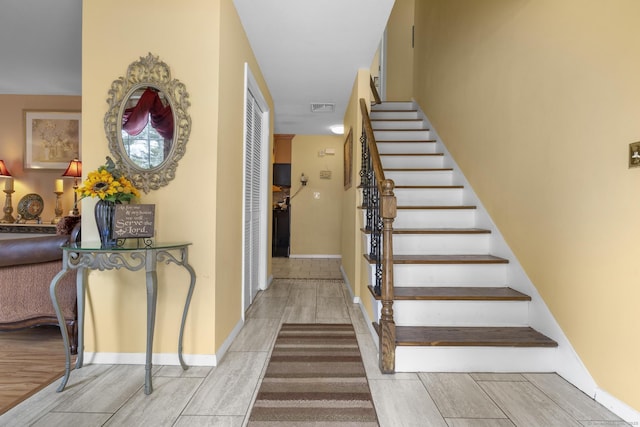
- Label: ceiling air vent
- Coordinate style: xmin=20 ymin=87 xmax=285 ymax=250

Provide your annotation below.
xmin=310 ymin=103 xmax=335 ymax=113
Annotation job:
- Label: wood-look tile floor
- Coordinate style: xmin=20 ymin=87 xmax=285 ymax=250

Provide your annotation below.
xmin=0 ymin=258 xmax=628 ymax=426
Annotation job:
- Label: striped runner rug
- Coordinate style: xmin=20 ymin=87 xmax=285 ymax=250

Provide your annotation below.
xmin=248 ymin=323 xmax=379 ymax=426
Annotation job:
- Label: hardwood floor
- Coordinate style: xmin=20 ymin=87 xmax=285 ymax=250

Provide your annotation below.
xmin=0 ymin=326 xmax=72 ymax=415
xmin=0 ymin=258 xmax=629 ymax=426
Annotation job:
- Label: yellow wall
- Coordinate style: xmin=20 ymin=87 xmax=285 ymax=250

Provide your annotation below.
xmin=341 ymin=69 xmax=374 ymax=316
xmin=215 ymin=0 xmax=273 ymax=347
xmin=82 ymin=0 xmax=271 ymax=356
xmin=290 ymin=135 xmax=344 ymax=256
xmin=414 ymin=0 xmax=640 ymax=410
xmin=0 ymin=95 xmax=80 ymax=220
xmin=386 ymin=0 xmax=415 ymax=101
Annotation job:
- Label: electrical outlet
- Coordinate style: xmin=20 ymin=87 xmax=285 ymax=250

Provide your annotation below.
xmin=313 ymin=192 xmax=320 ymax=199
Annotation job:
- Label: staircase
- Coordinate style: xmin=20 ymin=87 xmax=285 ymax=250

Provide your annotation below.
xmin=365 ymin=101 xmax=558 ymax=373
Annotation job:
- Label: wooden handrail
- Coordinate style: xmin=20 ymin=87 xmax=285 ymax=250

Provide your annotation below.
xmin=370 ymin=76 xmax=382 ymax=105
xmin=360 ymin=98 xmax=385 ymax=193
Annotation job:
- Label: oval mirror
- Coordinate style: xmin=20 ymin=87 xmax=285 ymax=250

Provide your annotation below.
xmin=104 ymin=53 xmax=191 ymax=193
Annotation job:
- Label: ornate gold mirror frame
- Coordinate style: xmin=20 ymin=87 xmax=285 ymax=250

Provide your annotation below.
xmin=104 ymin=53 xmax=191 ymax=193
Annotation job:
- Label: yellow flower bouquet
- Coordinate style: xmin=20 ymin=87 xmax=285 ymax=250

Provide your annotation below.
xmin=76 ymin=157 xmax=140 ymax=203
xmin=77 ymin=157 xmax=141 ymax=247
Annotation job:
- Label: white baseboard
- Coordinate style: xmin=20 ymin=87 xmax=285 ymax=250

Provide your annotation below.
xmin=83 ymin=319 xmax=245 ymax=368
xmin=288 ymin=254 xmax=342 ymax=259
xmin=83 ymin=352 xmax=216 ymax=366
xmin=340 ymin=265 xmax=354 ymax=301
xmin=595 ymin=387 xmax=640 ymax=425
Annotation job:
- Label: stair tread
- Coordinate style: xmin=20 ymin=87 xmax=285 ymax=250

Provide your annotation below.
xmin=372 ymin=119 xmax=422 ymax=122
xmin=395 ymin=326 xmax=558 ymax=347
xmin=365 ymin=254 xmax=509 ymax=264
xmin=377 ymin=140 xmax=436 ymax=143
xmin=385 ymin=167 xmax=452 ymax=171
xmin=362 ymin=227 xmax=490 ymax=234
xmin=397 ymin=205 xmax=477 ymax=210
xmin=394 ymin=227 xmax=490 ymax=234
xmin=380 ymin=153 xmax=443 ymax=156
xmin=393 ymin=286 xmax=531 ymax=301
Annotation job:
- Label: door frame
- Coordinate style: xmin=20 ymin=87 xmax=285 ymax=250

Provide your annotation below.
xmin=241 ymin=62 xmax=270 ymax=317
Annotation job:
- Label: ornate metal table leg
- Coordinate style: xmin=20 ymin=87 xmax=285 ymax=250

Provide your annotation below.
xmin=75 ymin=266 xmax=86 ymax=369
xmin=144 ymin=251 xmax=158 ymax=395
xmin=178 ymin=248 xmax=196 ymax=370
xmin=50 ymin=253 xmax=72 ymax=392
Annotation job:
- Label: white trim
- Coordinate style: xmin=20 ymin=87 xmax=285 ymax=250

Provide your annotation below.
xmin=594 ymin=387 xmax=640 ymax=425
xmin=241 ymin=62 xmax=271 ymax=318
xmin=84 ymin=352 xmax=216 ymax=367
xmin=340 ymin=265 xmax=354 ymax=300
xmin=413 ymin=100 xmax=598 ymax=397
xmin=288 ymin=254 xmax=342 ymax=259
xmin=215 ymin=318 xmax=244 ymax=363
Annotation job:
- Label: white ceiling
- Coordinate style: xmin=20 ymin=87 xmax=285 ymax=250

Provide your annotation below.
xmin=0 ymin=0 xmax=393 ymax=135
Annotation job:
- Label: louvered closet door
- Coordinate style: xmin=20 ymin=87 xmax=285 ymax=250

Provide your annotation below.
xmin=243 ymin=90 xmax=263 ymax=309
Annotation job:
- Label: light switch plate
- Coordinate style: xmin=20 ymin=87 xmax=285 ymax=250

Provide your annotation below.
xmin=630 ymin=142 xmax=640 ymax=168
xmin=313 ymin=192 xmax=320 ymax=199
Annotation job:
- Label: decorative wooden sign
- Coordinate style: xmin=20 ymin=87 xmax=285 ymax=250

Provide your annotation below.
xmin=113 ymin=204 xmax=155 ymax=239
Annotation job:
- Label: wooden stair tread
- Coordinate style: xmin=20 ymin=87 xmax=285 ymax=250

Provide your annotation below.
xmin=361 ymin=227 xmax=490 ymax=235
xmin=384 ymin=168 xmax=452 ymax=171
xmin=397 ymin=205 xmax=477 ymax=210
xmin=376 ymin=140 xmax=436 ymax=143
xmin=380 ymin=153 xmax=443 ymax=156
xmin=394 ymin=227 xmax=489 ymax=234
xmin=384 ymin=286 xmax=530 ymax=301
xmin=374 ymin=128 xmax=430 ymax=132
xmin=372 ymin=119 xmax=422 ymax=122
xmin=395 ymin=326 xmax=558 ymax=347
xmin=371 ymin=109 xmax=418 ymax=113
xmin=365 ymin=254 xmax=509 ymax=264
xmin=395 ymin=185 xmax=463 ymax=189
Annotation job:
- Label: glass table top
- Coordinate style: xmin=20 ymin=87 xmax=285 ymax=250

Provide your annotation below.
xmin=62 ymin=241 xmax=192 ymax=252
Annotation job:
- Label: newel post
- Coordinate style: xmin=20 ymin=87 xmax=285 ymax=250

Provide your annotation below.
xmin=379 ymin=179 xmax=396 ymax=373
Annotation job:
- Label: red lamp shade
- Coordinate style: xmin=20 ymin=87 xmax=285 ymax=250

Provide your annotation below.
xmin=0 ymin=160 xmax=11 ymax=177
xmin=62 ymin=159 xmax=82 ymax=178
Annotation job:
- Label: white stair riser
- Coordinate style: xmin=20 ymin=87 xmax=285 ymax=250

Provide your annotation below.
xmin=391 ymin=263 xmax=507 ymax=286
xmin=394 ymin=347 xmax=557 ymax=372
xmin=393 ymin=209 xmax=476 ymax=228
xmin=370 ymin=111 xmax=419 ymax=120
xmin=394 ymin=187 xmax=463 ymax=205
xmin=377 ymin=142 xmax=437 ymax=154
xmin=374 ymin=130 xmax=431 ymax=141
xmin=381 ymin=156 xmax=444 ymax=169
xmin=393 ymin=300 xmax=528 ymax=327
xmin=364 ymin=232 xmax=490 ymax=255
xmin=371 ymin=101 xmax=415 ymax=111
xmin=372 ymin=120 xmax=426 ymax=130
xmin=394 ymin=234 xmax=491 ymax=255
xmin=385 ymin=170 xmax=453 ymax=186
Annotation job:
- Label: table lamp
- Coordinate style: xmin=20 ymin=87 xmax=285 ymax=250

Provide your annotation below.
xmin=62 ymin=158 xmax=82 ymax=216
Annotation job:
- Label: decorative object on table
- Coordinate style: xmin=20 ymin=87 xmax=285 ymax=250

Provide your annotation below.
xmin=0 ymin=160 xmax=15 ymax=223
xmin=17 ymin=193 xmax=44 ymax=223
xmin=24 ymin=110 xmax=81 ymax=170
xmin=113 ymin=204 xmax=155 ymax=240
xmin=51 ymin=178 xmax=64 ymax=224
xmin=76 ymin=156 xmax=140 ymax=247
xmin=104 ymin=53 xmax=191 ymax=194
xmin=62 ymin=158 xmax=82 ymax=216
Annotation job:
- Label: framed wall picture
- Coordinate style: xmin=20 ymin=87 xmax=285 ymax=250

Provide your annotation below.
xmin=343 ymin=127 xmax=353 ymax=190
xmin=24 ymin=110 xmax=81 ymax=169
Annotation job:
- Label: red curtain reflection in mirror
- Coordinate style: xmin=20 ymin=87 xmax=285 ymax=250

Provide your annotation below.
xmin=122 ymin=88 xmax=174 ymax=140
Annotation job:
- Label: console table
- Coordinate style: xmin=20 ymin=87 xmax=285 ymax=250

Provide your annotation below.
xmin=49 ymin=241 xmax=196 ymax=395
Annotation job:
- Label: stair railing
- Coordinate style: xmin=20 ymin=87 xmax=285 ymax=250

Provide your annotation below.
xmin=359 ymin=97 xmax=396 ymax=373
xmin=370 ymin=76 xmax=382 ymax=105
